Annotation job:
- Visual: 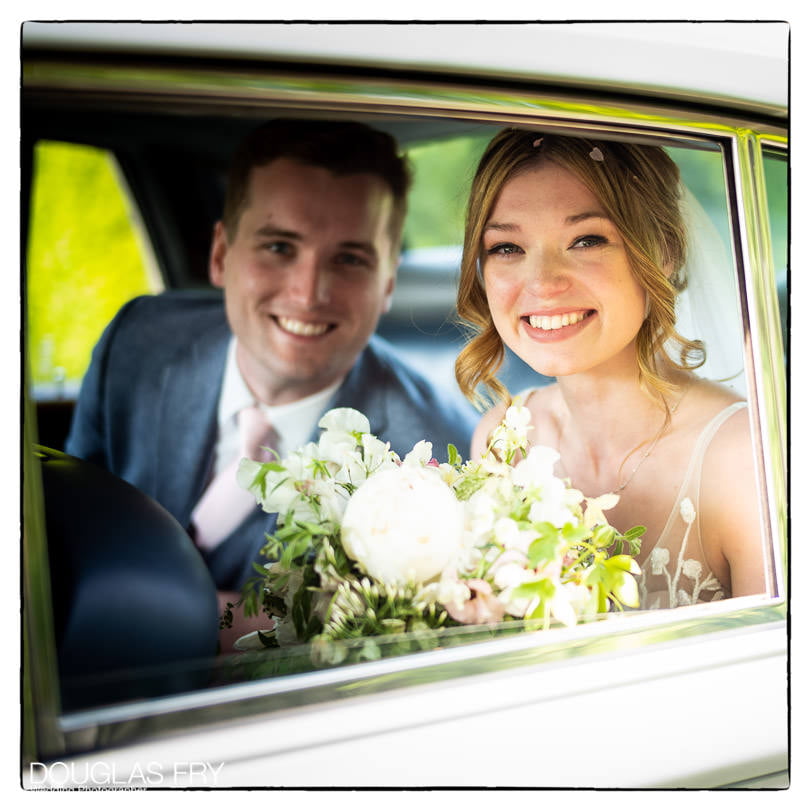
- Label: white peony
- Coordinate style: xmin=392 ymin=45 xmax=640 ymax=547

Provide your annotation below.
xmin=340 ymin=464 xmax=465 ymax=586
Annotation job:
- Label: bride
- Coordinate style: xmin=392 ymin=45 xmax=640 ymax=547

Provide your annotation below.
xmin=455 ymin=130 xmax=767 ymax=609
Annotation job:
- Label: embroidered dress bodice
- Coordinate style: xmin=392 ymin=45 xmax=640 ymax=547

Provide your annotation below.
xmin=636 ymin=401 xmax=746 ymax=609
xmin=515 ymin=390 xmax=746 ymax=611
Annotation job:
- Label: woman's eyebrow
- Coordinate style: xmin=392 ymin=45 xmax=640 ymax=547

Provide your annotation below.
xmin=565 ymin=211 xmax=610 ymax=225
xmin=483 ymin=221 xmax=519 ymax=233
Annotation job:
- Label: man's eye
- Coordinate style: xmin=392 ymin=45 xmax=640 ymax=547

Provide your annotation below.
xmin=335 ymin=253 xmax=370 ymax=268
xmin=570 ymin=234 xmax=607 ymax=249
xmin=262 ymin=241 xmax=295 ymax=256
xmin=486 ymin=243 xmax=522 ymax=256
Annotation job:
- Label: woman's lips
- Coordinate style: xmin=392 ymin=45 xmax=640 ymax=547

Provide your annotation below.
xmin=522 ymin=309 xmax=595 ymax=338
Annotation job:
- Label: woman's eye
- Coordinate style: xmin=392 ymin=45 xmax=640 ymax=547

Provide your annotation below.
xmin=570 ymin=234 xmax=607 ymax=249
xmin=486 ymin=243 xmax=522 ymax=257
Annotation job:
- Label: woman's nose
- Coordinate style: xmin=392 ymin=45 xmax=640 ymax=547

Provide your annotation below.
xmin=527 ymin=249 xmax=570 ymax=293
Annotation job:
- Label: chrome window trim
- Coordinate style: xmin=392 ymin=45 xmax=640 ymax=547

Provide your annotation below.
xmin=727 ymin=132 xmax=788 ymax=598
xmin=22 ymin=59 xmax=788 ymax=762
xmin=22 ymin=59 xmax=786 ymax=140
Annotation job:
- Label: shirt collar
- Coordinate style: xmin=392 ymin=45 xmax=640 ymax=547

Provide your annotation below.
xmin=218 ymin=337 xmax=256 ymax=429
xmin=217 ymin=337 xmax=344 ymax=455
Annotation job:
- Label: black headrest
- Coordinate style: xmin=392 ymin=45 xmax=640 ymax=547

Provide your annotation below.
xmin=36 ymin=446 xmax=219 ymax=710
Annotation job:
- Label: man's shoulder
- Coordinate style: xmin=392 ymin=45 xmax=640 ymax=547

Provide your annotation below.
xmin=362 ymin=335 xmax=437 ymax=391
xmin=361 ymin=335 xmax=477 ymax=423
xmin=122 ymin=289 xmax=225 ymax=324
xmin=107 ymin=290 xmax=226 ymax=342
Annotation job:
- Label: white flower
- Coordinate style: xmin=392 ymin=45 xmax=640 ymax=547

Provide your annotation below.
xmin=680 ymin=497 xmax=696 ymax=525
xmin=493 ymin=561 xmax=537 ymax=617
xmin=528 ymin=497 xmax=576 ymax=530
xmin=334 ymin=449 xmax=368 ymax=489
xmin=237 ymin=458 xmax=306 ymax=517
xmin=492 ymin=517 xmax=536 ymax=554
xmin=402 ymin=439 xmax=434 ymax=467
xmin=583 ymin=493 xmax=620 ymax=528
xmin=340 ymin=465 xmax=465 ymax=586
xmin=512 ymin=444 xmax=559 ymax=487
xmin=309 ymin=478 xmax=351 ymax=525
xmin=487 ymin=403 xmax=533 ymax=459
xmin=317 ymin=428 xmax=360 ymax=466
xmin=361 ymin=434 xmax=397 ymax=471
xmin=464 ymin=487 xmax=499 ymax=542
xmin=435 ymin=576 xmax=472 ymax=610
xmin=318 ymin=407 xmax=370 ymax=435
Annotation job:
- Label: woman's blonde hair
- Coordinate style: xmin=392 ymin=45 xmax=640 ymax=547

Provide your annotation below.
xmin=455 ymin=129 xmax=705 ymax=410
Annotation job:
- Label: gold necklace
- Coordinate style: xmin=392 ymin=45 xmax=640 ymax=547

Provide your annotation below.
xmin=614 ymin=384 xmax=690 ymax=493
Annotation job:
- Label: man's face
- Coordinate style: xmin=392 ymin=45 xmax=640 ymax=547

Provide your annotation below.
xmin=210 ymin=158 xmax=398 ymax=404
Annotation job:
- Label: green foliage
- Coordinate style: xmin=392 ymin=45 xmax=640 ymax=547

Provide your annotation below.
xmin=402 ymin=134 xmax=493 ymax=249
xmin=26 ymin=141 xmax=158 ymax=389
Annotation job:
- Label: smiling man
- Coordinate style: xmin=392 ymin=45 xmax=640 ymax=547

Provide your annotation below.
xmin=66 ymin=119 xmax=478 ymax=596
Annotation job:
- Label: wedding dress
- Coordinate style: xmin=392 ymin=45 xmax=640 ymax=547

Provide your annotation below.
xmin=516 ymin=390 xmax=745 ymax=610
xmin=635 ymin=401 xmax=745 ymax=609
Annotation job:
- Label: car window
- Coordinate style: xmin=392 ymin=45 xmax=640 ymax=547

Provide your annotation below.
xmin=26 ymin=140 xmax=163 ymax=401
xmin=763 ymin=150 xmax=788 ymax=357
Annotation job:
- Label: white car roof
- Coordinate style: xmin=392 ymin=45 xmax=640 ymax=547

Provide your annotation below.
xmin=23 ymin=21 xmax=788 ymax=114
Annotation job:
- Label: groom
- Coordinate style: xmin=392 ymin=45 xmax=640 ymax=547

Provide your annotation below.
xmin=66 ymin=119 xmax=477 ymax=603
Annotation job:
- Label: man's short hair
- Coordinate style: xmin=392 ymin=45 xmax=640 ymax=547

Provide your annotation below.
xmin=222 ymin=118 xmax=412 ymax=246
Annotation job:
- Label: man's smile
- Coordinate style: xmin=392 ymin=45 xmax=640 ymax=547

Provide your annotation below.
xmin=274 ymin=315 xmax=334 ymax=337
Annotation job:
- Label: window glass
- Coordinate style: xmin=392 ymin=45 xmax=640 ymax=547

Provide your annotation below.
xmin=26 ymin=126 xmax=776 ymax=740
xmin=763 ymin=150 xmax=788 ymax=357
xmin=402 ymin=133 xmax=494 ymax=250
xmin=26 ymin=141 xmax=163 ymax=400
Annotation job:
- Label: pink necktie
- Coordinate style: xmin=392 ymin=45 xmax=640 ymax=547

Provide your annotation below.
xmin=191 ymin=405 xmax=275 ymax=551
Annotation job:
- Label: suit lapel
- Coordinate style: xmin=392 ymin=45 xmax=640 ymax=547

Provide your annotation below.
xmin=315 ymin=345 xmax=390 ymax=442
xmin=155 ymin=322 xmax=230 ymax=524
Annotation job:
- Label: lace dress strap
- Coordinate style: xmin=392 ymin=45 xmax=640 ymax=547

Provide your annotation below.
xmin=638 ymin=400 xmax=747 ymax=609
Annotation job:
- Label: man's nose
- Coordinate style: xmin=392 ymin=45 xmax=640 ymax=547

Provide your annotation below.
xmin=287 ymin=256 xmax=330 ymax=306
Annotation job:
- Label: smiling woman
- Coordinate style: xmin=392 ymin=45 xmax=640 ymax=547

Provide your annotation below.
xmin=461 ymin=130 xmax=766 ymax=607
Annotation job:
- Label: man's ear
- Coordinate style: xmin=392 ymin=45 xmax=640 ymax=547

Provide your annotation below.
xmin=209 ymin=221 xmax=228 ymax=287
xmin=381 ymin=263 xmax=397 ymax=314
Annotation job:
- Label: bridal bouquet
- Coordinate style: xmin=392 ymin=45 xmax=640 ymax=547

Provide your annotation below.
xmin=226 ymin=401 xmax=643 ymax=651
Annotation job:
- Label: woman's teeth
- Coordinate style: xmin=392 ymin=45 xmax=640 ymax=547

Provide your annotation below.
xmin=277 ymin=316 xmax=330 ymax=336
xmin=528 ymin=311 xmax=588 ymax=331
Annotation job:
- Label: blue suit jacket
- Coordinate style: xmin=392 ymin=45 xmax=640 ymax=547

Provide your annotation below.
xmin=66 ymin=291 xmax=478 ymax=590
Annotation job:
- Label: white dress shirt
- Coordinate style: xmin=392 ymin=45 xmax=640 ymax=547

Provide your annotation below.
xmin=211 ymin=338 xmax=343 ymax=475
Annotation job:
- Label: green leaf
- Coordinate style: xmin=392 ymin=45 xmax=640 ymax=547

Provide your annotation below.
xmin=511 ymin=578 xmax=556 ymax=603
xmin=561 ymin=522 xmax=591 ymax=545
xmin=447 ymin=444 xmax=460 ymax=466
xmin=623 ymin=525 xmax=646 ymax=540
xmin=527 ymin=523 xmax=560 ymax=567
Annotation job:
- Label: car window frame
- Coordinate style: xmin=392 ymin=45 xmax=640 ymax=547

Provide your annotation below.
xmin=21 ymin=52 xmax=788 ymax=764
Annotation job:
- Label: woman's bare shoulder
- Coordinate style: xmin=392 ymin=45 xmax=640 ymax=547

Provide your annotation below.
xmin=471 ymin=385 xmax=560 ymax=458
xmin=471 ymin=401 xmax=509 ymax=458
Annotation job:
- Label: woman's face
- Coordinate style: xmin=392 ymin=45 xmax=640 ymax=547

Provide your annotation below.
xmin=481 ymin=161 xmax=647 ymax=379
